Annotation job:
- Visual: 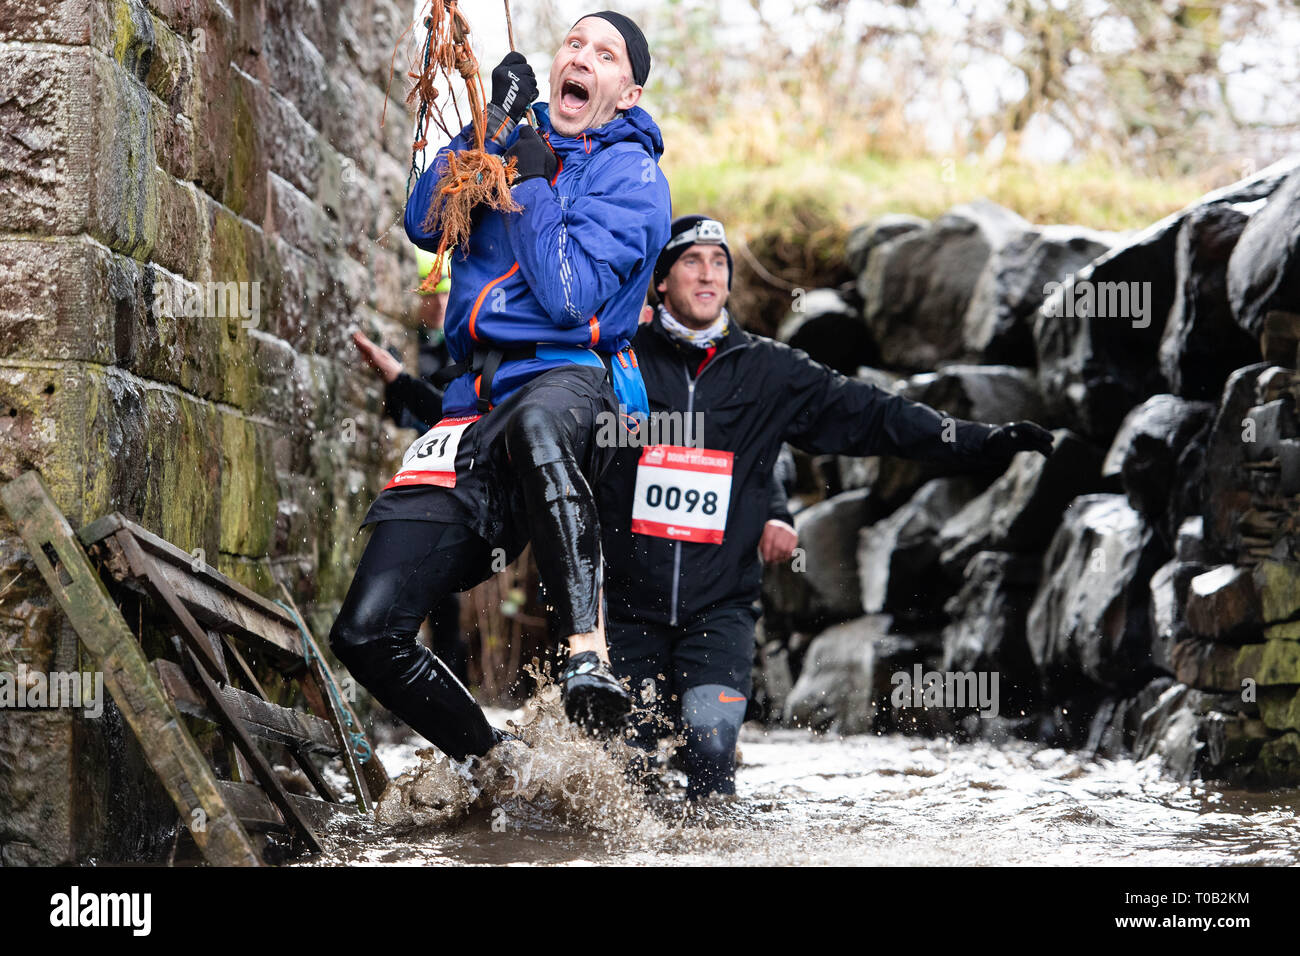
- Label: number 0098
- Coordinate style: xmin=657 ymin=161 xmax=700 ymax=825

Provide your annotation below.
xmin=644 ymin=483 xmax=718 ymax=515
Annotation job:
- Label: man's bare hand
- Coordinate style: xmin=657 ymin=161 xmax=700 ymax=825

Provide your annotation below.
xmin=759 ymin=519 xmax=798 ymax=564
xmin=351 ymin=330 xmax=403 ymax=384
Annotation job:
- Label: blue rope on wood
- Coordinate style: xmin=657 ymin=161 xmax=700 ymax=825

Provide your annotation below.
xmin=275 ymin=599 xmax=372 ymax=765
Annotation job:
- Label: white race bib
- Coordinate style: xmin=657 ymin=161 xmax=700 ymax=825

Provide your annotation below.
xmin=384 ymin=414 xmax=481 ymax=490
xmin=630 ymin=444 xmax=733 ymax=544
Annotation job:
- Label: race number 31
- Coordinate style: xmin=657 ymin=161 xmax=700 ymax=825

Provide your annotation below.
xmin=630 ymin=444 xmax=733 ymax=544
xmin=384 ymin=414 xmax=480 ymax=490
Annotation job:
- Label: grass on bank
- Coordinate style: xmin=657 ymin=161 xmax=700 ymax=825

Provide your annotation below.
xmin=660 ymin=148 xmax=1220 ymax=241
xmin=653 ymin=113 xmax=1233 ymax=335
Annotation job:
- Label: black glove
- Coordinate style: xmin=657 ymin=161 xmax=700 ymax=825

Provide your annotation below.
xmin=506 ymin=125 xmax=557 ymax=185
xmin=982 ymin=422 xmax=1055 ymax=464
xmin=490 ymin=52 xmax=537 ymax=123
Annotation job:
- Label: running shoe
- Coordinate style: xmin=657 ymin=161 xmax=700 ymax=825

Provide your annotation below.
xmin=559 ymin=651 xmax=631 ymax=734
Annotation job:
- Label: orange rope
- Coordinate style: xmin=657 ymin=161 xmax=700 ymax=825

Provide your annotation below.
xmin=400 ymin=0 xmax=519 ymax=276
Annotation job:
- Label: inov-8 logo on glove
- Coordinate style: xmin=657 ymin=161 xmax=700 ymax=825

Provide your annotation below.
xmin=630 ymin=444 xmax=733 ymax=544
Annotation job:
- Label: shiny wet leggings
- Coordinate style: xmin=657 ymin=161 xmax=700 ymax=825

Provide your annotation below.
xmin=329 ymin=400 xmax=605 ymax=759
xmin=504 ymin=402 xmax=605 ymax=638
xmin=329 ymin=519 xmax=499 ymax=760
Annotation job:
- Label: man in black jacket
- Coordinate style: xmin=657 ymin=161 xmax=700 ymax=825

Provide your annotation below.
xmin=599 ymin=215 xmax=1054 ymax=801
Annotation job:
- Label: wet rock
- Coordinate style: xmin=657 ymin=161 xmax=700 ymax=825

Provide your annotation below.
xmin=1101 ymin=394 xmax=1214 ymax=548
xmin=1259 ymin=309 xmax=1300 ymax=367
xmin=1184 ymin=565 xmax=1261 ymax=640
xmin=753 ymin=635 xmax=795 ymax=725
xmin=964 ymin=224 xmax=1115 ymax=366
xmin=1170 ymin=638 xmax=1249 ymax=692
xmin=957 ymin=712 xmax=1053 ymax=746
xmin=1256 ymin=732 xmax=1300 ymax=786
xmin=1227 ymin=168 xmax=1300 ymax=339
xmin=776 ymin=289 xmax=879 ymax=375
xmin=942 ymin=551 xmax=1041 ymax=708
xmin=1265 ymin=620 xmax=1300 ymax=640
xmin=1148 ymin=560 xmax=1207 ymax=672
xmin=2 ymin=0 xmax=419 ymax=865
xmin=195 ymin=62 xmax=267 ymax=224
xmin=1026 ymin=161 xmax=1298 ymax=444
xmin=1252 ymin=560 xmax=1300 ymax=623
xmin=1133 ymin=683 xmax=1271 ymax=783
xmin=261 ymin=83 xmax=324 ymax=197
xmin=858 ymin=477 xmax=983 ymax=624
xmin=0 ymin=49 xmax=86 ymax=236
xmin=1236 ymin=640 xmax=1300 ymax=685
xmin=1159 ymin=202 xmax=1261 ymax=400
xmin=153 ymin=176 xmax=207 ymax=280
xmin=1201 ymin=363 xmax=1272 ymax=560
xmin=0 ymin=0 xmax=94 ymax=43
xmin=762 ymin=488 xmax=875 ymax=629
xmin=863 ymin=201 xmax=1031 ymax=370
xmin=1086 ymin=675 xmax=1175 ymax=758
xmin=936 ymin=430 xmax=1104 ymax=575
xmin=0 ymin=237 xmax=121 ymax=367
xmin=899 ymin=364 xmax=1047 ymax=426
xmin=1175 ymin=516 xmax=1209 ymax=563
xmin=1258 ymin=687 xmax=1300 ymax=732
xmin=1032 ymin=221 xmax=1178 ymax=443
xmin=847 ymin=213 xmax=928 ymax=277
xmin=845 ymin=454 xmax=964 ymax=518
xmin=0 ymin=707 xmax=74 ymax=865
xmin=263 ymin=4 xmax=329 ymax=131
xmin=1026 ymin=494 xmax=1167 ymax=692
xmin=783 ymin=614 xmax=901 ymax=734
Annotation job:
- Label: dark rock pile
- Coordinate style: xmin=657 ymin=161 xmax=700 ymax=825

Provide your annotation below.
xmin=765 ymin=158 xmax=1300 ymax=786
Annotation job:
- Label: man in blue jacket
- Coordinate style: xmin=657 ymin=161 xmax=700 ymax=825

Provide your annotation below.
xmin=329 ymin=11 xmax=671 ymax=761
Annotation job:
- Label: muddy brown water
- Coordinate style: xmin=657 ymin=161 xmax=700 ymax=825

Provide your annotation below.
xmin=302 ymin=692 xmax=1300 ymax=867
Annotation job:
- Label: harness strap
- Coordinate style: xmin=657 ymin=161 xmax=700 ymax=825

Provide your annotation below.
xmin=430 ymin=344 xmax=621 ymax=412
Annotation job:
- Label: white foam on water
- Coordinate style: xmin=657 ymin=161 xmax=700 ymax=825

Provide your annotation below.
xmin=303 ymin=707 xmax=1300 ymax=866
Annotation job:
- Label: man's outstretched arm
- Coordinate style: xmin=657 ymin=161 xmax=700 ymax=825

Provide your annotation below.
xmin=776 ymin=343 xmax=1053 ymax=468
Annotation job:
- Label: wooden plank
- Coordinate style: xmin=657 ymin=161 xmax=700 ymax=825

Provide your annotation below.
xmin=80 ymin=514 xmax=296 ymax=625
xmin=152 ymin=659 xmax=342 ymax=754
xmin=0 ymin=472 xmax=262 ymax=867
xmin=80 ymin=513 xmax=304 ymax=663
xmin=111 ymin=530 xmax=326 ymax=855
xmin=215 ymin=635 xmax=342 ymax=804
xmin=86 ymin=509 xmax=384 ymax=812
xmin=217 ymin=781 xmax=358 ymax=834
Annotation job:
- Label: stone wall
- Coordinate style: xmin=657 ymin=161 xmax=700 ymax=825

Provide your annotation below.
xmin=0 ymin=0 xmax=419 ymax=863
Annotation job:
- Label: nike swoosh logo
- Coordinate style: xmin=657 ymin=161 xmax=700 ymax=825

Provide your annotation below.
xmin=718 ymin=692 xmax=745 ymax=703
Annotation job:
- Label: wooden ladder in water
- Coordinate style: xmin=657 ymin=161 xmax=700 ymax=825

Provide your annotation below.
xmin=1 ymin=471 xmax=389 ymax=865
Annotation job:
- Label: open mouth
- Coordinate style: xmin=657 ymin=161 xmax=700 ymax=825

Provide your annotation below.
xmin=560 ymin=78 xmax=590 ymax=114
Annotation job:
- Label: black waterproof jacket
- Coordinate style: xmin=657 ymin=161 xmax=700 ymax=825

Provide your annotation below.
xmin=598 ymin=314 xmax=996 ymax=627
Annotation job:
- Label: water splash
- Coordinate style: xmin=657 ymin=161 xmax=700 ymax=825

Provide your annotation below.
xmin=374 ymin=667 xmax=661 ymax=835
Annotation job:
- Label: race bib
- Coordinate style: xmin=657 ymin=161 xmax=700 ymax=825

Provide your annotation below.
xmin=384 ymin=414 xmax=480 ymax=490
xmin=630 ymin=445 xmax=733 ymax=544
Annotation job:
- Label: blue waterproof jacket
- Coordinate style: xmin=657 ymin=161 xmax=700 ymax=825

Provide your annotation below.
xmin=403 ymin=102 xmax=672 ymax=415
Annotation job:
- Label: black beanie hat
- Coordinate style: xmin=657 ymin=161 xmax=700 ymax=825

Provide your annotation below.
xmin=574 ymin=11 xmax=651 ymax=86
xmin=654 ymin=215 xmax=733 ymax=290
